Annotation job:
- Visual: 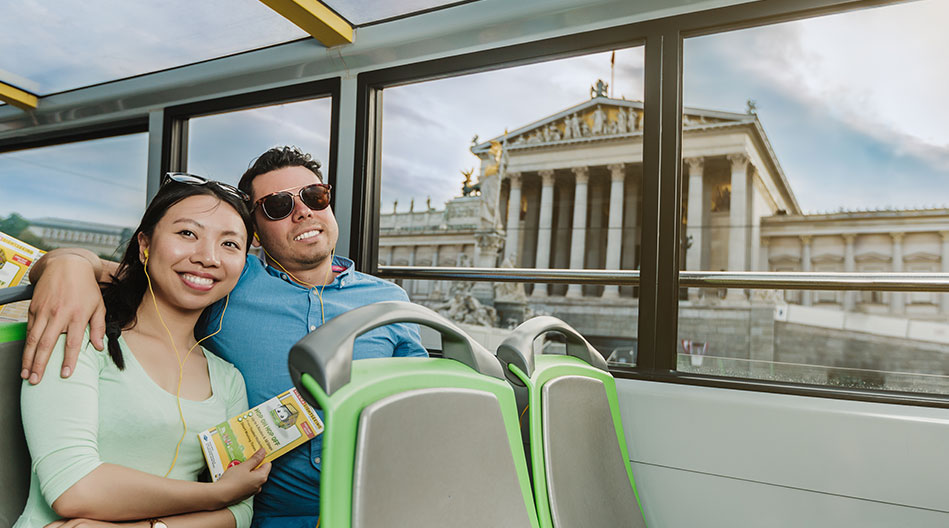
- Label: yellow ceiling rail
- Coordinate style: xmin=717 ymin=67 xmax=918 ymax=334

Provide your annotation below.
xmin=0 ymin=81 xmax=38 ymax=110
xmin=260 ymin=0 xmax=354 ymax=47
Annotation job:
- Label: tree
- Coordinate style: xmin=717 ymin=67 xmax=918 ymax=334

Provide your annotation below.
xmin=0 ymin=213 xmax=53 ymax=251
xmin=0 ymin=213 xmax=30 ymax=237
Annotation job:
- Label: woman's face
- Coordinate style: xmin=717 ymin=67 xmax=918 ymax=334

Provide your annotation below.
xmin=138 ymin=195 xmax=247 ymax=314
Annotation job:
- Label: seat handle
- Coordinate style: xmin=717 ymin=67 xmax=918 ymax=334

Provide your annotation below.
xmin=0 ymin=285 xmax=33 ymax=307
xmin=496 ymin=316 xmax=608 ymax=379
xmin=288 ymin=301 xmax=503 ymax=400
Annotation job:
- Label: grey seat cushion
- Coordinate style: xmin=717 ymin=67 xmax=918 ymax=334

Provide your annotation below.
xmin=352 ymin=387 xmax=534 ymax=528
xmin=543 ymin=375 xmax=645 ymax=528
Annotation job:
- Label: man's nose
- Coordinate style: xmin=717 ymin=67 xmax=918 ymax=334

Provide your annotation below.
xmin=292 ymin=194 xmax=315 ymax=219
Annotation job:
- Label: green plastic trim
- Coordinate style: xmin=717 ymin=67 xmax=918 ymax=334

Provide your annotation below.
xmin=511 ymin=354 xmax=646 ymax=528
xmin=300 ymin=357 xmax=540 ymax=528
xmin=0 ymin=322 xmax=27 ymax=343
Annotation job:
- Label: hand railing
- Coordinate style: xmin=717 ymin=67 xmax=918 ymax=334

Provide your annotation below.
xmin=378 ymin=266 xmax=949 ymax=292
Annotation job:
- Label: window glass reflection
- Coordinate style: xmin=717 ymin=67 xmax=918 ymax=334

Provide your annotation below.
xmin=679 ymin=0 xmax=949 ymax=393
xmin=381 ymin=48 xmax=644 ymax=362
xmin=0 ymin=134 xmax=147 ymax=259
xmin=188 ymin=98 xmax=332 ymax=187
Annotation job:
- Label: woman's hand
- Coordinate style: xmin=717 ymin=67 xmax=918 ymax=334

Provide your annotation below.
xmin=212 ymin=448 xmax=272 ymax=506
xmin=45 ymin=519 xmax=145 ymax=528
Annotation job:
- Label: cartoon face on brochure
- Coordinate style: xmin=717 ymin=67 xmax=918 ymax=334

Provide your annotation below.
xmin=271 ymin=403 xmax=299 ymax=429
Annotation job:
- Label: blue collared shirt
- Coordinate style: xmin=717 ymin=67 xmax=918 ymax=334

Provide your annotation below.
xmin=199 ymin=254 xmax=427 ymax=527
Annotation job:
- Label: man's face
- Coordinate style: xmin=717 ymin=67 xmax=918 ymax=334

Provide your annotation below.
xmin=251 ymin=166 xmax=339 ymax=271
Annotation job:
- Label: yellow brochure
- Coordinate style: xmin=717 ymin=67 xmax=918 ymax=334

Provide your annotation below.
xmin=199 ymin=387 xmax=324 ymax=481
xmin=0 ymin=230 xmax=45 ymax=321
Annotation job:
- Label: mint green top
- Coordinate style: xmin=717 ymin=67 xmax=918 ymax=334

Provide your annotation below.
xmin=14 ymin=332 xmax=252 ymax=527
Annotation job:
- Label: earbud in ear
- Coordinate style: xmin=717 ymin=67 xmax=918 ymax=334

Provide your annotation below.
xmin=144 ymin=248 xmax=149 ymax=258
xmin=253 ymin=232 xmax=260 ymax=241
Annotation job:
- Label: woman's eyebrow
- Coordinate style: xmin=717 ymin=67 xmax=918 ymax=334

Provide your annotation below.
xmin=173 ymin=218 xmax=243 ymax=238
xmin=172 ymin=218 xmax=204 ymax=229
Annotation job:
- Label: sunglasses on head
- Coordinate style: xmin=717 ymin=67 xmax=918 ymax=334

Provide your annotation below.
xmin=253 ymin=183 xmax=332 ymax=221
xmin=163 ymin=172 xmax=250 ymax=202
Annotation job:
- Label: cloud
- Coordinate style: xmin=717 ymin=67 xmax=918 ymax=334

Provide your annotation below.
xmin=683 ymin=1 xmax=949 ymax=212
xmin=188 ymin=99 xmax=332 ymax=185
xmin=380 ymin=47 xmax=646 ymax=210
xmin=2 ymin=0 xmax=306 ymax=93
xmin=0 ymin=134 xmax=147 ymax=226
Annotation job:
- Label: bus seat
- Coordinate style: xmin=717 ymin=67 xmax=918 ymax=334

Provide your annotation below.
xmin=497 ymin=316 xmax=647 ymax=528
xmin=1 ymin=320 xmax=31 ymax=526
xmin=288 ymin=301 xmax=539 ymax=528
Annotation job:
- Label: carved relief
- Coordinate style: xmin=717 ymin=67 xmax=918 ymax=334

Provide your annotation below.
xmin=500 ymin=103 xmax=657 ymax=147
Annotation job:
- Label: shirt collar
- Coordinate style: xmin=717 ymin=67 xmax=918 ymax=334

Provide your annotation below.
xmin=264 ymin=254 xmax=355 ymax=289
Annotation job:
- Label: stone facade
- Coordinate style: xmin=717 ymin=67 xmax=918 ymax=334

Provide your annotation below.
xmin=378 ymin=89 xmax=949 ymax=389
xmin=23 ymin=217 xmax=132 ymax=257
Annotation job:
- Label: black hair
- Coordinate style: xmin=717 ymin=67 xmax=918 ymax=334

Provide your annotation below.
xmin=102 ymin=180 xmax=254 ymax=369
xmin=237 ymin=146 xmax=323 ymax=202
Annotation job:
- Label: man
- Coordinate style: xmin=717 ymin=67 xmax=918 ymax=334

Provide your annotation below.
xmin=22 ymin=146 xmax=428 ymax=527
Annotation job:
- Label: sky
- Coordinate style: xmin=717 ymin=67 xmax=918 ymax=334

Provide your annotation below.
xmin=1 ymin=0 xmax=948 ymax=229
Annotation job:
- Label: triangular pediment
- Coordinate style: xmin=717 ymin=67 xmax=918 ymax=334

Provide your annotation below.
xmin=472 ymin=96 xmax=753 ymax=153
xmin=855 ymin=251 xmax=892 ymax=263
xmin=769 ymin=253 xmax=801 ymax=265
xmin=811 ymin=253 xmax=844 ymax=264
xmin=904 ymin=251 xmax=941 ymax=262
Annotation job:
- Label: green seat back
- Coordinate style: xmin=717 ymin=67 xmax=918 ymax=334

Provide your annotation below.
xmin=498 ymin=316 xmax=647 ymax=528
xmin=289 ymin=301 xmax=539 ymax=528
xmin=0 ymin=322 xmax=30 ymax=526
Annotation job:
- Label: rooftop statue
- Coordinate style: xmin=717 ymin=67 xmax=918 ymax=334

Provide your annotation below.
xmin=591 ymin=79 xmax=609 ymax=98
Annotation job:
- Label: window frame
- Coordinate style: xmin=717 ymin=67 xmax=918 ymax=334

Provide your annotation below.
xmin=350 ymin=0 xmax=949 ymax=407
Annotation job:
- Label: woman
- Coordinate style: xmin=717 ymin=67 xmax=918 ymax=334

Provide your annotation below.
xmin=16 ymin=174 xmax=270 ymax=528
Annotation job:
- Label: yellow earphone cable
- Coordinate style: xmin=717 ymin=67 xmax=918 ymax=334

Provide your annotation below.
xmin=143 ymin=251 xmax=230 ymax=477
xmin=260 ymin=241 xmax=335 ymax=325
xmin=257 ymin=240 xmax=332 ymax=528
xmin=255 ymin=240 xmax=332 ymax=528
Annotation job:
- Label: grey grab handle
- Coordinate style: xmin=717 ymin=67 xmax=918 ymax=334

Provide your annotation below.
xmin=0 ymin=285 xmax=33 ymax=307
xmin=288 ymin=301 xmax=504 ymax=400
xmin=496 ymin=316 xmax=608 ymax=379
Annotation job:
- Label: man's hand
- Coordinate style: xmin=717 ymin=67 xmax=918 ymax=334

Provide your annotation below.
xmin=24 ymin=251 xmax=108 ymax=384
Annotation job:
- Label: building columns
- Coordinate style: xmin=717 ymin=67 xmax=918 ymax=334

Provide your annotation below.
xmin=890 ymin=232 xmax=904 ymax=314
xmin=727 ymin=153 xmax=749 ymax=272
xmin=800 ymin=235 xmax=812 ymax=306
xmin=941 ymin=231 xmax=949 ymax=315
xmin=504 ymin=172 xmax=522 ymax=264
xmin=759 ymin=237 xmax=770 ymax=274
xmin=531 ymin=170 xmax=556 ymax=297
xmin=725 ymin=153 xmax=749 ymax=300
xmin=843 ymin=234 xmax=856 ymax=311
xmin=603 ymin=164 xmax=626 ymax=298
xmin=566 ymin=167 xmax=589 ymax=297
xmin=685 ymin=157 xmax=704 ymax=300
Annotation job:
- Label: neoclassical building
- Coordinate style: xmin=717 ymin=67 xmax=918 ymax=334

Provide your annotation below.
xmin=23 ymin=217 xmax=133 ymax=258
xmin=381 ymin=86 xmax=949 ymax=323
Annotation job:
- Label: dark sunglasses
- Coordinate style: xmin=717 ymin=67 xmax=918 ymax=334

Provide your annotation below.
xmin=163 ymin=172 xmax=250 ymax=202
xmin=253 ymin=183 xmax=332 ymax=221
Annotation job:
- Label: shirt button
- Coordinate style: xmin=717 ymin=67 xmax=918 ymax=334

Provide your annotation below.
xmin=309 ymin=325 xmax=317 ymax=331
xmin=314 ymin=457 xmax=321 ymax=464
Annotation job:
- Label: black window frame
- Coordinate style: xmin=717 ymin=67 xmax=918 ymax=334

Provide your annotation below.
xmin=350 ymin=0 xmax=949 ymax=408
